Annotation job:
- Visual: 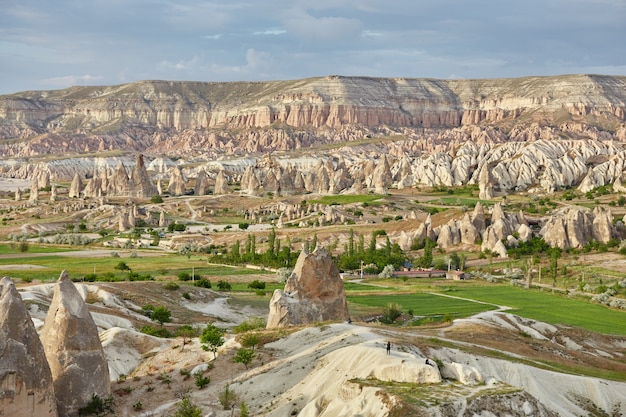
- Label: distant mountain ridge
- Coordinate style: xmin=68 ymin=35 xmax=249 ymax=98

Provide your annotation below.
xmin=0 ymin=74 xmax=625 ymax=159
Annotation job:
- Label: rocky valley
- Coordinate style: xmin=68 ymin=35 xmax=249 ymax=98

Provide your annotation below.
xmin=1 ymin=74 xmax=626 ymax=416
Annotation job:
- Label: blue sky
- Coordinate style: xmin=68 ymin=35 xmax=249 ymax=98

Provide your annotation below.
xmin=1 ymin=0 xmax=625 ymax=94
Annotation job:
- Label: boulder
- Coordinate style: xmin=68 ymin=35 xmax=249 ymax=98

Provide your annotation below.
xmin=0 ymin=277 xmax=58 ymax=417
xmin=517 ymin=224 xmax=533 ymax=242
xmin=267 ymin=247 xmax=349 ymax=328
xmin=40 ymin=271 xmax=111 ymax=417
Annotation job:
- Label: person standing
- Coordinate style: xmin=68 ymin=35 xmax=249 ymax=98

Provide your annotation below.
xmin=386 ymin=341 xmax=391 ymax=355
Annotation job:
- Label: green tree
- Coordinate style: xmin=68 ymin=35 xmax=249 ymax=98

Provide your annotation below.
xmin=175 ymin=325 xmax=197 ymax=350
xmin=233 ymin=347 xmax=255 ymax=369
xmin=172 ymin=395 xmax=202 ymax=417
xmin=114 ymin=261 xmax=130 ymax=271
xmin=200 ymin=323 xmax=225 ymax=359
xmin=151 ymin=306 xmax=171 ymax=326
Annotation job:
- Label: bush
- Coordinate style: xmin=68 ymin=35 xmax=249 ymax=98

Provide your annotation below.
xmin=114 ymin=261 xmax=130 ymax=271
xmin=194 ymin=372 xmax=210 ymax=389
xmin=233 ymin=348 xmax=255 ymax=369
xmin=164 ymin=281 xmax=180 ymax=291
xmin=178 ymin=271 xmax=192 ymax=281
xmin=78 ymin=394 xmax=115 ymax=416
xmin=247 ymin=280 xmax=266 ymax=290
xmin=216 ymin=280 xmax=232 ymax=291
xmin=233 ymin=317 xmax=266 ymax=333
xmin=194 ymin=278 xmax=211 ymax=288
xmin=382 ymin=303 xmax=402 ymax=324
xmin=151 ymin=195 xmax=164 ymax=204
xmin=141 ymin=325 xmax=171 ymax=338
xmin=276 ymin=268 xmax=292 ymax=283
xmin=173 ymin=395 xmax=202 ymax=417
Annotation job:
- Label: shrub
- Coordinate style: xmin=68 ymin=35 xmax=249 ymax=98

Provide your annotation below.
xmin=178 ymin=272 xmax=192 ymax=281
xmin=381 ymin=303 xmax=402 ymax=324
xmin=240 ymin=333 xmax=260 ymax=349
xmin=276 ymin=268 xmax=292 ymax=283
xmin=233 ymin=348 xmax=255 ymax=369
xmin=172 ymin=395 xmax=202 ymax=417
xmin=78 ymin=394 xmax=115 ymax=416
xmin=114 ymin=261 xmax=130 ymax=271
xmin=219 ymin=384 xmax=238 ymax=410
xmin=194 ymin=372 xmax=210 ymax=389
xmin=140 ymin=326 xmax=171 ymax=338
xmin=248 ymin=280 xmax=266 ymax=290
xmin=151 ymin=306 xmax=172 ymax=326
xmin=194 ymin=278 xmax=211 ymax=288
xmin=151 ymin=195 xmax=163 ymax=204
xmin=164 ymin=281 xmax=180 ymax=291
xmin=233 ymin=317 xmax=266 ymax=333
xmin=216 ymin=280 xmax=232 ymax=291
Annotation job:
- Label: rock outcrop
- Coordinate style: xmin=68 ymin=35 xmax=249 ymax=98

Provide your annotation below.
xmin=267 ymin=247 xmax=350 ymax=328
xmin=194 ymin=169 xmax=210 ymax=196
xmin=167 ymin=166 xmax=187 ymax=196
xmin=40 ymin=271 xmax=111 ymax=417
xmin=0 ymin=277 xmax=58 ymax=417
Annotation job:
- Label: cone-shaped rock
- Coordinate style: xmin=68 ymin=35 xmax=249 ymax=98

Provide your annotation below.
xmin=0 ymin=277 xmax=58 ymax=417
xmin=40 ymin=271 xmax=110 ymax=417
xmin=68 ymin=172 xmax=83 ymax=199
xmin=214 ymin=170 xmax=231 ymax=195
xmin=267 ymin=247 xmax=349 ymax=328
xmin=130 ymin=154 xmax=158 ymax=197
xmin=167 ymin=166 xmax=187 ymax=196
xmin=194 ymin=169 xmax=210 ymax=196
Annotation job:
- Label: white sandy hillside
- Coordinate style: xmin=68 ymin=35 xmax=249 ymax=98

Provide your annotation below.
xmin=230 ymin=324 xmax=440 ymax=417
xmin=439 ymin=311 xmax=626 ymax=416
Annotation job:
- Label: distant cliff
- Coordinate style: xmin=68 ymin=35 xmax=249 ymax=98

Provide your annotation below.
xmin=0 ymin=74 xmax=625 ymax=158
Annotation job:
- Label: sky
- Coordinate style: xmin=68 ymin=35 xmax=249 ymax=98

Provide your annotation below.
xmin=1 ymin=0 xmax=625 ymax=94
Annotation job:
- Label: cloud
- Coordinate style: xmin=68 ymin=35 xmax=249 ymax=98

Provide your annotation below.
xmin=282 ymin=10 xmax=363 ymax=41
xmin=40 ymin=74 xmax=104 ymax=88
xmin=253 ymin=29 xmax=287 ymax=36
xmin=156 ymin=55 xmax=202 ymax=72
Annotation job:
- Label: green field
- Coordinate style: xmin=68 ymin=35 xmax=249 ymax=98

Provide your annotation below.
xmin=347 ymin=292 xmax=498 ymax=319
xmin=0 ymin=244 xmax=75 ymax=254
xmin=436 ymin=285 xmax=626 ymax=335
xmin=0 ymin=252 xmax=271 ymax=282
xmin=308 ymin=194 xmax=383 ymax=206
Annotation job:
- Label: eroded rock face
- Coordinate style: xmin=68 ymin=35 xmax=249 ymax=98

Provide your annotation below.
xmin=0 ymin=277 xmax=58 ymax=417
xmin=40 ymin=271 xmax=111 ymax=417
xmin=267 ymin=247 xmax=349 ymax=328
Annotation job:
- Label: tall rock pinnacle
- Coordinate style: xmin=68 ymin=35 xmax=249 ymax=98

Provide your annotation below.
xmin=40 ymin=271 xmax=111 ymax=417
xmin=0 ymin=277 xmax=58 ymax=417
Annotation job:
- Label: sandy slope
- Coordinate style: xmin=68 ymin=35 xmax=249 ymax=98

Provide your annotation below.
xmin=14 ymin=281 xmax=626 ymax=417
